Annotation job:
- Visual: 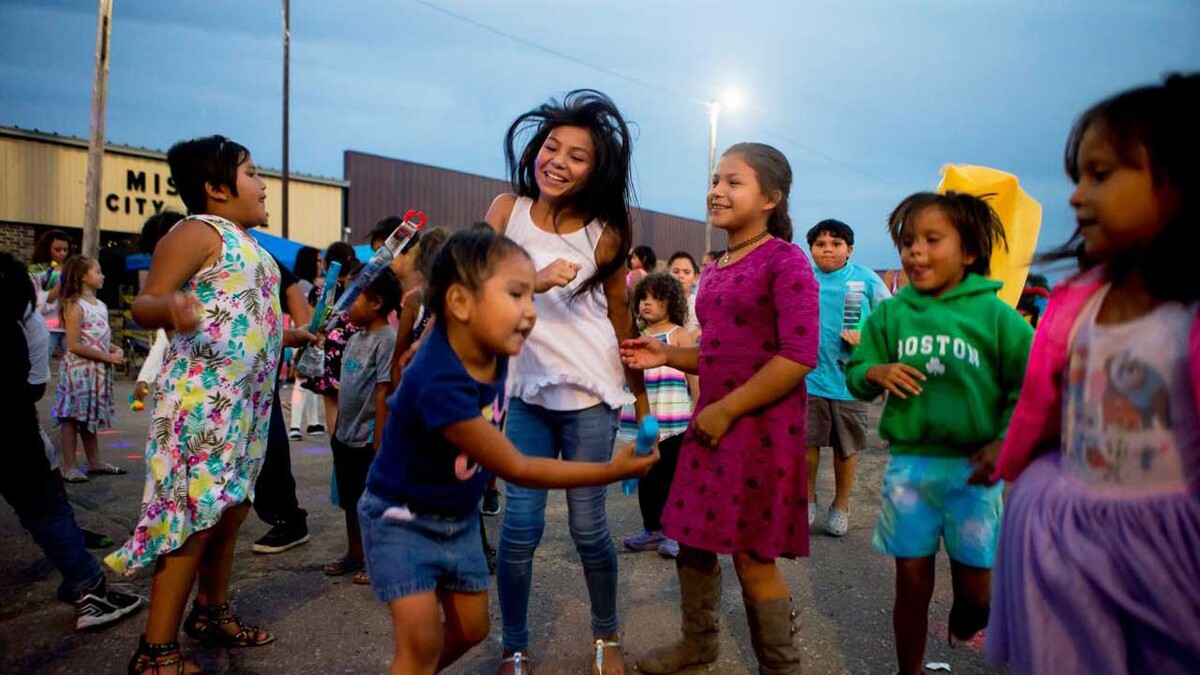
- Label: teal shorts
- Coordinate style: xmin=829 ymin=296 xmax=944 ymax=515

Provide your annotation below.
xmin=872 ymin=455 xmax=1003 ymax=568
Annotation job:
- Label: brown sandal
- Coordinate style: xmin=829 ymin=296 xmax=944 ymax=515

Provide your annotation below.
xmin=183 ymin=601 xmax=274 ymax=647
xmin=592 ymin=637 xmax=625 ymax=675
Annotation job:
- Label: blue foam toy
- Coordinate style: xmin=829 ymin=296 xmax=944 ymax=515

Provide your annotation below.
xmin=622 ymin=415 xmax=659 ymax=496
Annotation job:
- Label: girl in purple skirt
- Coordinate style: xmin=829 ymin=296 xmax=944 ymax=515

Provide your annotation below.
xmin=988 ymin=73 xmax=1200 ymax=674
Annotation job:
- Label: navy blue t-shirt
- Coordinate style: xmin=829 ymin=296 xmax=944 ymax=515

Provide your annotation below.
xmin=366 ymin=323 xmax=505 ymax=517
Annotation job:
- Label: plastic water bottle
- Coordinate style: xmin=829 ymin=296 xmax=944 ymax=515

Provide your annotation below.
xmin=318 ymin=214 xmax=423 ymax=333
xmin=622 ymin=416 xmax=659 ymax=496
xmin=309 ymin=261 xmax=342 ymax=332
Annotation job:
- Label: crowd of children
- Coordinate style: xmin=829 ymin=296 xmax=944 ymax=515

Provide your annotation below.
xmin=4 ymin=73 xmax=1197 ymax=675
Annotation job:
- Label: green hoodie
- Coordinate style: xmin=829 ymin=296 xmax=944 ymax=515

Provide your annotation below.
xmin=846 ymin=274 xmax=1033 ymax=457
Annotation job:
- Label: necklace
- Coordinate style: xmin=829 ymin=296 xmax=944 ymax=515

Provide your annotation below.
xmin=721 ymin=229 xmax=771 ymax=265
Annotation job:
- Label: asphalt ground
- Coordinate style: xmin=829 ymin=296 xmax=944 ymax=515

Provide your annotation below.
xmin=1 ymin=378 xmax=1002 ymax=674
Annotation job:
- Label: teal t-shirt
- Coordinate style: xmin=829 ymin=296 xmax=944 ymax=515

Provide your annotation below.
xmin=807 ymin=262 xmax=891 ymax=400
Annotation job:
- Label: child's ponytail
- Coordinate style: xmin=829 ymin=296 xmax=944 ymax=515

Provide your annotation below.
xmin=724 ymin=143 xmax=794 ymax=242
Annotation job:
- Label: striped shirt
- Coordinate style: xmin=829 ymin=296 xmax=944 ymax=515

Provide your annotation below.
xmin=619 ymin=327 xmax=693 ymax=440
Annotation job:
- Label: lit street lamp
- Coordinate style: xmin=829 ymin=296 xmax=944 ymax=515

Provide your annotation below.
xmin=704 ymin=89 xmax=742 ymax=253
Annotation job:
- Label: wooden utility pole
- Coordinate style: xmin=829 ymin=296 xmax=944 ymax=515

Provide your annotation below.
xmin=82 ymin=0 xmax=113 ymax=258
xmin=281 ymin=0 xmax=290 ymax=238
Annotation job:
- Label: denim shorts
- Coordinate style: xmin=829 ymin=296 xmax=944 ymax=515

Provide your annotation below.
xmin=872 ymin=455 xmax=1003 ymax=568
xmin=358 ymin=490 xmax=490 ymax=603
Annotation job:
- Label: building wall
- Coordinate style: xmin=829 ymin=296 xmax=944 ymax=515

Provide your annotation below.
xmin=344 ymin=151 xmax=724 ymax=258
xmin=0 ymin=128 xmax=345 ymax=249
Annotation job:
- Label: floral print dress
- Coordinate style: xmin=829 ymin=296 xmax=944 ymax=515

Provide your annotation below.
xmin=106 ymin=215 xmax=282 ymax=576
xmin=50 ymin=297 xmax=115 ymax=432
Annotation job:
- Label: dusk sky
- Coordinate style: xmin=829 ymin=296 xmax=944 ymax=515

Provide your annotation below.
xmin=2 ymin=0 xmax=1198 ymax=270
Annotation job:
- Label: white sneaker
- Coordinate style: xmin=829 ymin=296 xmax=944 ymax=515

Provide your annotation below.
xmin=825 ymin=506 xmax=849 ymax=537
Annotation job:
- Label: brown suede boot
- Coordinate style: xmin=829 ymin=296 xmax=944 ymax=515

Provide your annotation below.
xmin=744 ymin=596 xmax=801 ymax=674
xmin=635 ymin=562 xmax=722 ymax=674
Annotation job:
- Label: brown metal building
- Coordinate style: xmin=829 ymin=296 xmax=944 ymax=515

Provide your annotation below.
xmin=344 ymin=150 xmax=725 ymax=260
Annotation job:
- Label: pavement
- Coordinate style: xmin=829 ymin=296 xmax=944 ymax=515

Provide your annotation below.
xmin=1 ymin=378 xmax=1002 ymax=674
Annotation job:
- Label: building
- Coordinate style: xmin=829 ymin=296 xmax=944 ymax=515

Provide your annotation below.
xmin=0 ymin=126 xmax=722 ymax=267
xmin=0 ymin=126 xmax=347 ymax=260
xmin=344 ymin=150 xmax=723 ymax=259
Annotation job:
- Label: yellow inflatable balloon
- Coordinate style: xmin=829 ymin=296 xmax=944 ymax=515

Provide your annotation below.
xmin=936 ymin=165 xmax=1042 ymax=308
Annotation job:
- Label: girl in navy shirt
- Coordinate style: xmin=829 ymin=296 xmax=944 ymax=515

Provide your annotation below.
xmin=360 ymin=224 xmax=657 ymax=675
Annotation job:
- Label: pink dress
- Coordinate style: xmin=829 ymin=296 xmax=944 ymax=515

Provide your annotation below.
xmin=661 ymin=238 xmax=819 ymax=559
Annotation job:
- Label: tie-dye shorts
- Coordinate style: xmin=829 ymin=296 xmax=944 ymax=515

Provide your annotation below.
xmin=872 ymin=454 xmax=1003 ymax=568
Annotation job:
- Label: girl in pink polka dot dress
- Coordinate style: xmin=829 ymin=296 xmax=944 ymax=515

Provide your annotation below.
xmin=622 ymin=142 xmax=818 ymax=674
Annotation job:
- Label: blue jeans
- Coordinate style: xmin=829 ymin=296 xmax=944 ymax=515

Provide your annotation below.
xmin=497 ymin=399 xmax=620 ymax=652
xmin=3 ymin=421 xmax=103 ymax=600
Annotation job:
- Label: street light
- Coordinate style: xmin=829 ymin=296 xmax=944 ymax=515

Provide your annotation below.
xmin=704 ymin=88 xmax=742 ymax=253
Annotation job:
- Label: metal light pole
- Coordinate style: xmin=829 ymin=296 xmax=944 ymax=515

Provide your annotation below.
xmin=82 ymin=0 xmax=113 ymax=258
xmin=704 ymin=101 xmax=720 ymax=254
xmin=281 ymin=0 xmax=290 ymax=238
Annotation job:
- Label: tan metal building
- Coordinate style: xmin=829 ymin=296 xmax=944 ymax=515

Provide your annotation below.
xmin=0 ymin=126 xmax=347 ymax=259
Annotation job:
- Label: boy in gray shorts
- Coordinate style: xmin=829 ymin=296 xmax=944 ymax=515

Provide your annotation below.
xmin=805 ymin=220 xmax=891 ymax=535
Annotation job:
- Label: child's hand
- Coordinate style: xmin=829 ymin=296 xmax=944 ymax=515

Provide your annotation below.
xmin=535 ymin=258 xmax=581 ymax=292
xmin=133 ymin=382 xmax=150 ymax=402
xmin=610 ymin=438 xmax=659 ymax=479
xmin=108 ymin=346 xmax=124 ymax=365
xmin=397 ymin=339 xmax=421 ymax=370
xmin=167 ymin=292 xmax=204 ymax=333
xmin=967 ymin=440 xmax=1002 ymax=485
xmin=692 ymin=400 xmax=735 ymax=448
xmin=840 ymin=329 xmax=861 ymax=346
xmin=619 ymin=336 xmax=668 ymax=370
xmin=282 ymin=328 xmax=317 ymax=349
xmin=866 ymin=363 xmax=925 ymax=399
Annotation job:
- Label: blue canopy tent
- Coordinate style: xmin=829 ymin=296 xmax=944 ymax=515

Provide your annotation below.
xmin=248 ymin=229 xmax=373 ymax=272
xmin=126 ymin=229 xmax=373 ymax=274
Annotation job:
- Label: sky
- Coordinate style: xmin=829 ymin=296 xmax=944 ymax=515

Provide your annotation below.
xmin=2 ymin=0 xmax=1198 ymax=271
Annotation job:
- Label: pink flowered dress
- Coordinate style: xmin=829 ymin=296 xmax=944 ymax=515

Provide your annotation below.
xmin=51 ymin=297 xmax=115 ymax=432
xmin=661 ymin=238 xmax=819 ymax=559
xmin=106 ymin=215 xmax=282 ymax=576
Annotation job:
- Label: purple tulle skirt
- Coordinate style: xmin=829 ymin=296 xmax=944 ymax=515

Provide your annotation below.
xmin=986 ymin=452 xmax=1200 ymax=674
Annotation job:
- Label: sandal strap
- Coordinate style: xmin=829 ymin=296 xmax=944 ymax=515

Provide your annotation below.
xmin=130 ymin=636 xmax=184 ymax=674
xmin=501 ymin=651 xmax=530 ymax=674
xmin=190 ymin=602 xmax=268 ymax=645
xmin=593 ymin=638 xmax=621 ymax=674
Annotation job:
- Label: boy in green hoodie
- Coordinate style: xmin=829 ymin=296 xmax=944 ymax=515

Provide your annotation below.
xmin=846 ymin=191 xmax=1033 ymax=675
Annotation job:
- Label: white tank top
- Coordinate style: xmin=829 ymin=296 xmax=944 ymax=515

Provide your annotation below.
xmin=504 ymin=197 xmax=634 ymax=411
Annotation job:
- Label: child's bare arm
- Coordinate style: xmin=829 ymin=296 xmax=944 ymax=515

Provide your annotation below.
xmin=63 ymin=302 xmax=119 ymax=364
xmin=387 ymin=295 xmax=421 ymax=393
xmin=442 ymin=417 xmax=657 ymax=489
xmin=372 ymin=382 xmax=388 ymax=451
xmin=620 ymin=336 xmax=700 ymax=374
xmin=132 ymin=219 xmax=220 ymax=331
xmin=598 ymin=227 xmax=650 ymax=421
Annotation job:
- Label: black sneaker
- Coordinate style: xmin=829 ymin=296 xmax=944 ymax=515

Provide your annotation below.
xmin=82 ymin=528 xmax=114 ymax=549
xmin=306 ymin=424 xmax=325 ymax=435
xmin=74 ymin=578 xmax=144 ymax=630
xmin=252 ymin=520 xmax=310 ymax=554
xmin=481 ymin=488 xmax=501 ymax=516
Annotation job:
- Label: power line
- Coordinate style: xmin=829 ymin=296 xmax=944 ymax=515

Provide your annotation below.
xmin=411 ymin=0 xmax=704 ymax=107
xmin=409 ymin=0 xmax=898 ymax=189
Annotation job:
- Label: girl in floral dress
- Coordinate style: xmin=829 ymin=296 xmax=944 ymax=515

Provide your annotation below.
xmin=106 ymin=136 xmax=283 ymax=674
xmin=51 ymin=255 xmax=125 ymax=483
